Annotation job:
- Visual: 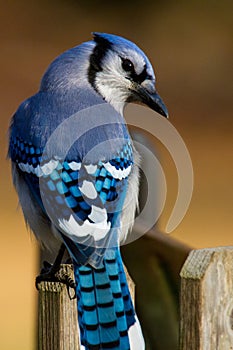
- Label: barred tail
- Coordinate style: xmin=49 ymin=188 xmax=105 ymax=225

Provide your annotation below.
xmin=73 ymin=248 xmax=144 ymax=350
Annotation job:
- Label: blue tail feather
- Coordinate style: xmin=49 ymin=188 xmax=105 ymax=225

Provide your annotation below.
xmin=118 ymin=260 xmax=135 ymax=329
xmin=73 ymin=248 xmax=135 ymax=350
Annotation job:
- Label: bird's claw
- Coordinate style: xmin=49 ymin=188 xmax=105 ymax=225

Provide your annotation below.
xmin=58 ymin=269 xmax=77 ymax=299
xmin=36 ymin=261 xmax=76 ymax=300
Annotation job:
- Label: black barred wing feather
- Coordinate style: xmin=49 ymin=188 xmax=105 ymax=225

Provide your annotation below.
xmin=10 ymin=135 xmax=134 ymax=266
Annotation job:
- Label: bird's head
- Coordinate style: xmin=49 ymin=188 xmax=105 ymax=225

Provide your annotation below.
xmin=40 ymin=32 xmax=168 ymax=117
xmin=88 ymin=32 xmax=168 ymax=117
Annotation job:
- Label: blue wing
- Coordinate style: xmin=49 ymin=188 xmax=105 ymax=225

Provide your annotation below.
xmin=45 ymin=141 xmax=133 ymax=267
xmin=10 ymin=120 xmax=134 ymax=266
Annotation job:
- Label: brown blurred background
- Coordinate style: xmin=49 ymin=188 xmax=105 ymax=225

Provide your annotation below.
xmin=1 ymin=1 xmax=232 ymax=349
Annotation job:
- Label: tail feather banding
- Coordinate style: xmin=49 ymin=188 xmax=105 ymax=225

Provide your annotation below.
xmin=74 ymin=248 xmax=141 ymax=350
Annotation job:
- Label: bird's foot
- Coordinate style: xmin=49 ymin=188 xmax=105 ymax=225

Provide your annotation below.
xmin=36 ymin=261 xmax=76 ymax=299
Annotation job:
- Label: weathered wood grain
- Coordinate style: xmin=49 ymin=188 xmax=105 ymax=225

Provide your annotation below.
xmin=180 ymin=247 xmax=233 ymax=350
xmin=38 ymin=264 xmax=79 ymax=350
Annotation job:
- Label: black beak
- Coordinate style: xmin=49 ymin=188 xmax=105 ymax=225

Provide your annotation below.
xmin=131 ymin=84 xmax=169 ymax=118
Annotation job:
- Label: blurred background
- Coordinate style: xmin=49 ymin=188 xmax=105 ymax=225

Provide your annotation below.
xmin=1 ymin=0 xmax=232 ymax=349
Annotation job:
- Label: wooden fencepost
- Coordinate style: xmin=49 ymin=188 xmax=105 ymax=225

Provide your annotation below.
xmin=37 ymin=264 xmax=80 ymax=350
xmin=37 ymin=264 xmax=135 ymax=350
xmin=180 ymin=247 xmax=233 ymax=350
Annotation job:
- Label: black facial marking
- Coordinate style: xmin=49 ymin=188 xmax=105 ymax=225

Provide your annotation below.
xmin=121 ymin=56 xmax=149 ymax=84
xmin=130 ymin=64 xmax=148 ymax=84
xmin=88 ymin=35 xmax=112 ymax=88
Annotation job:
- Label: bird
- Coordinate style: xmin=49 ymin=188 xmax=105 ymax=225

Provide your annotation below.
xmin=8 ymin=33 xmax=168 ymax=350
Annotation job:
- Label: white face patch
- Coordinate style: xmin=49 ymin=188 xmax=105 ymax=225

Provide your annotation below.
xmin=95 ymin=76 xmax=129 ymax=115
xmin=94 ymin=52 xmax=131 ymax=114
xmin=94 ymin=47 xmax=154 ymax=114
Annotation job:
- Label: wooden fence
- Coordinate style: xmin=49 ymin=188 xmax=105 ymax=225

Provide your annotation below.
xmin=37 ymin=246 xmax=233 ymax=349
xmin=180 ymin=246 xmax=233 ymax=350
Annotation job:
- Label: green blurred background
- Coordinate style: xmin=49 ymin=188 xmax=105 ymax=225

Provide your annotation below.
xmin=1 ymin=1 xmax=232 ymax=349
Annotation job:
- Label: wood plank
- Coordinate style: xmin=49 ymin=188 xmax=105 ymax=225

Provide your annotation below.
xmin=180 ymin=247 xmax=233 ymax=350
xmin=38 ymin=264 xmax=79 ymax=350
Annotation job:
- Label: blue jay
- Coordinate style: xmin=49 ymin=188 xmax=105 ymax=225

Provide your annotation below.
xmin=9 ymin=33 xmax=168 ymax=349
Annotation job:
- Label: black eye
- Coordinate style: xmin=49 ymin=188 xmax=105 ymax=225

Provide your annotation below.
xmin=121 ymin=58 xmax=134 ymax=72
